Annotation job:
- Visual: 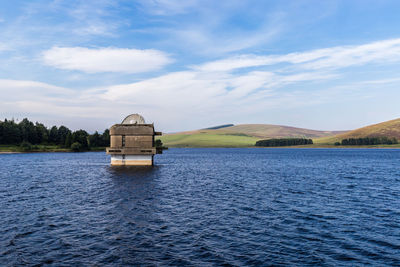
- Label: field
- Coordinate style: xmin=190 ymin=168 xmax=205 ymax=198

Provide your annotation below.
xmin=158 ymin=133 xmax=259 ymax=147
xmin=159 ymin=123 xmax=345 ymax=148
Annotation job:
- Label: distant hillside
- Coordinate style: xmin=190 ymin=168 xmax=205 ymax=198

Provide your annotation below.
xmin=160 ymin=124 xmax=346 ymax=147
xmin=212 ymin=124 xmax=345 ymax=139
xmin=315 ymin=118 xmax=400 ymax=144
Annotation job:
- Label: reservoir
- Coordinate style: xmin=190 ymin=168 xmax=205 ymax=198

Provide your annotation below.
xmin=1 ymin=148 xmax=400 ymax=266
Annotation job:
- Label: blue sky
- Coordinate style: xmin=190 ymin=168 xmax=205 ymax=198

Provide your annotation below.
xmin=1 ymin=0 xmax=400 ymax=132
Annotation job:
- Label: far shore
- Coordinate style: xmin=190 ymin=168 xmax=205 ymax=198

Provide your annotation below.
xmin=0 ymin=150 xmax=105 ymax=154
xmin=0 ymin=146 xmax=106 ymax=154
xmin=2 ymin=145 xmax=400 ymax=154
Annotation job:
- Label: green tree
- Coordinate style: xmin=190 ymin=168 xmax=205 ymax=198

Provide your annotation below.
xmin=64 ymin=132 xmax=72 ymax=148
xmin=2 ymin=119 xmax=21 ymax=144
xmin=0 ymin=121 xmax=3 ymax=144
xmin=70 ymin=142 xmax=82 ymax=152
xmin=35 ymin=122 xmax=49 ymax=144
xmin=20 ymin=141 xmax=33 ymax=152
xmin=72 ymin=130 xmax=89 ymax=150
xmin=49 ymin=126 xmax=58 ymax=144
xmin=19 ymin=118 xmax=38 ymax=144
xmin=101 ymin=129 xmax=110 ymax=147
xmin=58 ymin=126 xmax=71 ymax=146
xmin=155 ymin=139 xmax=163 ymax=148
xmin=88 ymin=131 xmax=102 ymax=147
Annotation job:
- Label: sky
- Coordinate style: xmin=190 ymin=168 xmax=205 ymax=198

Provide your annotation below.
xmin=1 ymin=0 xmax=400 ymax=132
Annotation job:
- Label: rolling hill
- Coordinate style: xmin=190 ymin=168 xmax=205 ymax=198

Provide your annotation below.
xmin=315 ymin=118 xmax=400 ymax=144
xmin=159 ymin=124 xmax=346 ymax=147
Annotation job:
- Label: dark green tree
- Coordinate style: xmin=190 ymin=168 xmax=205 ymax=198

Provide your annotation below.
xmin=20 ymin=141 xmax=33 ymax=152
xmin=19 ymin=118 xmax=38 ymax=144
xmin=88 ymin=131 xmax=102 ymax=147
xmin=72 ymin=130 xmax=89 ymax=150
xmin=0 ymin=121 xmax=3 ymax=144
xmin=49 ymin=126 xmax=58 ymax=144
xmin=64 ymin=132 xmax=72 ymax=148
xmin=1 ymin=119 xmax=21 ymax=144
xmin=70 ymin=142 xmax=82 ymax=152
xmin=35 ymin=122 xmax=49 ymax=144
xmin=57 ymin=126 xmax=71 ymax=146
xmin=155 ymin=139 xmax=163 ymax=148
xmin=101 ymin=129 xmax=110 ymax=147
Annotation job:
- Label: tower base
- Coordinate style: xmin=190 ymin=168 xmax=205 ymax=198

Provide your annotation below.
xmin=110 ymin=154 xmax=153 ymax=166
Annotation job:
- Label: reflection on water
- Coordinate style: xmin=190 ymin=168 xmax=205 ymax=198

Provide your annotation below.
xmin=108 ymin=165 xmax=158 ymax=177
xmin=1 ymin=149 xmax=400 ymax=266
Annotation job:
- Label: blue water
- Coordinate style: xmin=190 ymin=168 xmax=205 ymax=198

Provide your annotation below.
xmin=1 ymin=148 xmax=400 ymax=266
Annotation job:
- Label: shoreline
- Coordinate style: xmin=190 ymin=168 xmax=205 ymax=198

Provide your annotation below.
xmin=0 ymin=149 xmax=106 ymax=154
xmin=2 ymin=146 xmax=400 ymax=154
xmin=133 ymin=145 xmax=400 ymax=149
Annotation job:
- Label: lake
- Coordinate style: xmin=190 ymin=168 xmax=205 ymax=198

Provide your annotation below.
xmin=1 ymin=148 xmax=400 ymax=266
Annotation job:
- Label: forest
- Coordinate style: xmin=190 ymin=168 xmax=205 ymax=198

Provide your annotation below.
xmin=0 ymin=118 xmax=109 ymax=152
xmin=255 ymin=138 xmax=313 ymax=147
xmin=336 ymin=137 xmax=398 ymax=146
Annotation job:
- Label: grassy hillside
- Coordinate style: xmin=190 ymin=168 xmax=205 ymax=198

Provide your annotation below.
xmin=159 ymin=124 xmax=345 ymax=147
xmin=315 ymin=118 xmax=400 ymax=144
xmin=159 ymin=133 xmax=259 ymax=147
xmin=212 ymin=124 xmax=344 ymax=139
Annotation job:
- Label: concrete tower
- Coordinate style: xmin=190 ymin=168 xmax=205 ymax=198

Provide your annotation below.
xmin=106 ymin=114 xmax=162 ymax=166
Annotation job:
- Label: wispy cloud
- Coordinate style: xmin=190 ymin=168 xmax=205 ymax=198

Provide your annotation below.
xmin=0 ymin=43 xmax=10 ymax=52
xmin=42 ymin=46 xmax=173 ymax=73
xmin=137 ymin=0 xmax=201 ymax=15
xmin=195 ymin=38 xmax=400 ymax=72
xmin=167 ymin=24 xmax=282 ymax=56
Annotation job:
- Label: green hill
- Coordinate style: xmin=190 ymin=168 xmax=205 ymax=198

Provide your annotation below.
xmin=159 ymin=124 xmax=345 ymax=147
xmin=315 ymin=118 xmax=400 ymax=144
xmin=159 ymin=133 xmax=259 ymax=147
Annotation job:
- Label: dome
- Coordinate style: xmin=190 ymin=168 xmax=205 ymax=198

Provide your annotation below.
xmin=121 ymin=114 xmax=146 ymax=124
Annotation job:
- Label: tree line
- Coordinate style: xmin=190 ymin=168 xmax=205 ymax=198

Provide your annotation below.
xmin=335 ymin=137 xmax=398 ymax=146
xmin=255 ymin=138 xmax=313 ymax=147
xmin=0 ymin=118 xmax=110 ymax=151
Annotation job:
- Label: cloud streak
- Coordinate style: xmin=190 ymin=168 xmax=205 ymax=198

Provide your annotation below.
xmin=42 ymin=46 xmax=173 ymax=73
xmin=195 ymin=38 xmax=400 ymax=72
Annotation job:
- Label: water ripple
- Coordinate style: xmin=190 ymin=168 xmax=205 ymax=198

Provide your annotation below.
xmin=1 ymin=149 xmax=400 ymax=266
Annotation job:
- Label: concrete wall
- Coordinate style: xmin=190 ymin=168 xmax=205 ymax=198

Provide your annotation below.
xmin=110 ymin=136 xmax=122 ymax=147
xmin=125 ymin=136 xmax=153 ymax=147
xmin=111 ymin=154 xmax=153 ymax=166
xmin=110 ymin=124 xmax=154 ymax=136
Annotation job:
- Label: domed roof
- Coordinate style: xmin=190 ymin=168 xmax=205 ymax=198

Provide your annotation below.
xmin=121 ymin=114 xmax=146 ymax=124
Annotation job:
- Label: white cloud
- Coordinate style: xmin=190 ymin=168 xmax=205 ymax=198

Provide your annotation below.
xmin=42 ymin=46 xmax=173 ymax=73
xmin=4 ymin=38 xmax=400 ymax=132
xmin=97 ymin=67 xmax=335 ymax=131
